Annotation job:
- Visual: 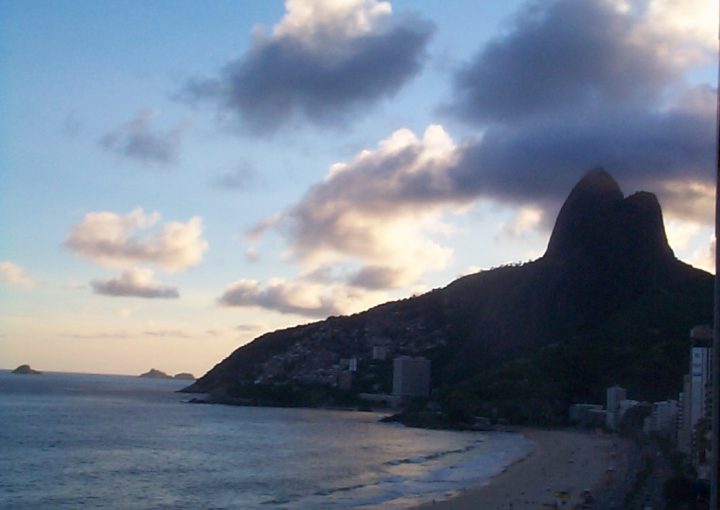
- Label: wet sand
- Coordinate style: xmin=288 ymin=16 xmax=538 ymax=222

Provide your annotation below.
xmin=413 ymin=429 xmax=627 ymax=510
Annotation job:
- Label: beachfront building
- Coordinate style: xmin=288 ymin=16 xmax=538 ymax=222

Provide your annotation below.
xmin=339 ymin=358 xmax=358 ymax=372
xmin=689 ymin=326 xmax=712 ymax=428
xmin=392 ymin=356 xmax=431 ymax=397
xmin=678 ymin=380 xmax=692 ymax=454
xmin=372 ymin=346 xmax=388 ymax=360
xmin=674 ymin=326 xmax=713 ymax=478
xmin=605 ymin=385 xmax=627 ymax=430
xmin=643 ymin=400 xmax=678 ymax=437
xmin=569 ymin=403 xmax=605 ymax=429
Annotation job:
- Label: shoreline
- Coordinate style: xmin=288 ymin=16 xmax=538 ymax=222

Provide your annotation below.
xmin=411 ymin=428 xmax=630 ymax=510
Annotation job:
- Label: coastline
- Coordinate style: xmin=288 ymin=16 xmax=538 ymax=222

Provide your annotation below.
xmin=411 ymin=428 xmax=629 ymax=510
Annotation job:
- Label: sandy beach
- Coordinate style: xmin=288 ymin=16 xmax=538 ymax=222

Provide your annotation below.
xmin=413 ymin=429 xmax=628 ymax=510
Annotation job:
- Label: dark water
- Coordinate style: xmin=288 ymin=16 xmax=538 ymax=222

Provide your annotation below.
xmin=0 ymin=371 xmax=529 ymax=509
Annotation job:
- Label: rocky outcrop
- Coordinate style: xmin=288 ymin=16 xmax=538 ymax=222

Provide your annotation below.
xmin=139 ymin=368 xmax=172 ymax=379
xmin=12 ymin=364 xmax=42 ymax=375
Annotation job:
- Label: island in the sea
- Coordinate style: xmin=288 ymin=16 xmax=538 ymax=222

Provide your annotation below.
xmin=12 ymin=364 xmax=42 ymax=375
xmin=138 ymin=369 xmax=195 ymax=380
xmin=139 ymin=368 xmax=172 ymax=379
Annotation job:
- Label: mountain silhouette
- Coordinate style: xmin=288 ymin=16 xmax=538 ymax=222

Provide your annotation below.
xmin=185 ymin=170 xmax=712 ymax=423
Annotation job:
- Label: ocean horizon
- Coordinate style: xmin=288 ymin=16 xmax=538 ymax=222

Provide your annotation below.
xmin=0 ymin=371 xmax=530 ymax=509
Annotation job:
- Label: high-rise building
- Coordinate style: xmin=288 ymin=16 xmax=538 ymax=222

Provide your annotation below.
xmin=643 ymin=400 xmax=678 ymax=437
xmin=678 ymin=376 xmax=693 ymax=454
xmin=372 ymin=346 xmax=388 ymax=360
xmin=606 ymin=385 xmax=627 ymax=430
xmin=392 ymin=356 xmax=431 ymax=397
xmin=689 ymin=326 xmax=712 ymax=429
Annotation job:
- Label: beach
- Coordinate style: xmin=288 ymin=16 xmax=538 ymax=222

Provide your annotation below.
xmin=413 ymin=429 xmax=629 ymax=510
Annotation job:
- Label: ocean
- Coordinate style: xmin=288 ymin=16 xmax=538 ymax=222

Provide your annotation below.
xmin=0 ymin=371 xmax=531 ymax=509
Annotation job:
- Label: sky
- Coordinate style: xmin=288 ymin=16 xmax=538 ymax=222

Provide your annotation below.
xmin=0 ymin=0 xmax=717 ymax=377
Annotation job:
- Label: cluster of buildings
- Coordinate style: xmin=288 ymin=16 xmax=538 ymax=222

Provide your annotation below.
xmin=252 ymin=331 xmax=433 ymax=407
xmin=569 ymin=325 xmax=713 ymax=477
xmin=335 ymin=349 xmax=432 ymax=399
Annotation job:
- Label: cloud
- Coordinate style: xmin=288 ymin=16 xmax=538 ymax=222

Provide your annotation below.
xmin=142 ymin=329 xmax=190 ymax=338
xmin=218 ymin=277 xmax=374 ymax=318
xmin=434 ymin=0 xmax=715 ymax=225
xmin=235 ymin=323 xmax=265 ymax=333
xmin=252 ymin=125 xmax=458 ymax=290
xmin=0 ymin=261 xmax=34 ymax=288
xmin=100 ymin=109 xmax=188 ymax=164
xmin=182 ymin=0 xmax=433 ymax=133
xmin=656 ymin=179 xmax=715 ymax=225
xmin=91 ymin=268 xmax=179 ymax=299
xmin=65 ymin=208 xmax=208 ymax=271
xmin=247 ymin=0 xmax=716 ymax=288
xmin=64 ymin=328 xmax=217 ymax=340
xmin=449 ymin=90 xmax=714 ymax=215
xmin=233 ymin=0 xmax=715 ymax=306
xmin=212 ymin=161 xmax=262 ymax=191
xmin=499 ymin=207 xmax=544 ymax=240
xmin=445 ymin=0 xmax=711 ymax=124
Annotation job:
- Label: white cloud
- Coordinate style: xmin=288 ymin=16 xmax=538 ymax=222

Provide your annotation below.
xmin=499 ymin=207 xmax=544 ymax=239
xmin=253 ymin=125 xmax=460 ymax=289
xmin=91 ymin=268 xmax=179 ymax=299
xmin=459 ymin=265 xmax=482 ymax=277
xmin=65 ymin=208 xmax=207 ymax=271
xmin=687 ymin=235 xmax=715 ymax=274
xmin=273 ymin=0 xmax=392 ymax=43
xmin=665 ymin=220 xmax=702 ymax=251
xmin=658 ymin=179 xmax=714 ymax=226
xmin=635 ymin=0 xmax=717 ymax=67
xmin=0 ymin=261 xmax=34 ymax=288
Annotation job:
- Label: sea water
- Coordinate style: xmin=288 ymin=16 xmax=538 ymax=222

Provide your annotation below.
xmin=0 ymin=371 xmax=531 ymax=509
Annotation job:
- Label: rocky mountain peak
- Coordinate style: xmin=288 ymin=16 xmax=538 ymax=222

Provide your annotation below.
xmin=544 ymin=169 xmax=673 ymax=267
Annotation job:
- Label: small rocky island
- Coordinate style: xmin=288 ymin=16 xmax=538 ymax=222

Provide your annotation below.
xmin=173 ymin=372 xmax=195 ymax=380
xmin=139 ymin=368 xmax=172 ymax=379
xmin=12 ymin=364 xmax=42 ymax=375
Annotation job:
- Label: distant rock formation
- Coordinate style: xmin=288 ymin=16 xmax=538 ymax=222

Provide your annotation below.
xmin=173 ymin=372 xmax=195 ymax=380
xmin=139 ymin=368 xmax=172 ymax=379
xmin=12 ymin=364 xmax=42 ymax=375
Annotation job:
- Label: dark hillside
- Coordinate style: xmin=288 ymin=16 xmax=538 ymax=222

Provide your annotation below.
xmin=184 ymin=170 xmax=712 ymax=423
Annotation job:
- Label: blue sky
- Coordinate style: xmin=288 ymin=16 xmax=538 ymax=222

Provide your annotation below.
xmin=1 ymin=0 xmax=716 ymax=376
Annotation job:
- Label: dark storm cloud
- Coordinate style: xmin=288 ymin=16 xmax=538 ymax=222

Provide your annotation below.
xmin=182 ymin=17 xmax=433 ymax=133
xmin=450 ymin=98 xmax=715 ymax=208
xmin=445 ymin=0 xmax=676 ymax=124
xmin=435 ymin=0 xmax=715 ymax=218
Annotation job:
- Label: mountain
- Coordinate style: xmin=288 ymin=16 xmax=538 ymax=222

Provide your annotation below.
xmin=184 ymin=170 xmax=712 ymax=424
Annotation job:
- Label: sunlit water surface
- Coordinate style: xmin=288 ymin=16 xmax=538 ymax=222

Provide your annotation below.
xmin=0 ymin=371 xmax=530 ymax=509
